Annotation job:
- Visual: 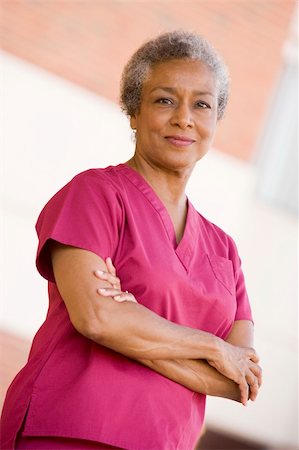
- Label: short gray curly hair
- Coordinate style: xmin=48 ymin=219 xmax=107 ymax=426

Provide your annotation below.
xmin=120 ymin=30 xmax=230 ymax=121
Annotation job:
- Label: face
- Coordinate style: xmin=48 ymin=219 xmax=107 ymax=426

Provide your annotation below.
xmin=130 ymin=59 xmax=218 ymax=173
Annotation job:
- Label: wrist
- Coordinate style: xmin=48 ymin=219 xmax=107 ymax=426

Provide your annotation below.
xmin=195 ymin=360 xmax=241 ymax=402
xmin=202 ymin=333 xmax=223 ymax=363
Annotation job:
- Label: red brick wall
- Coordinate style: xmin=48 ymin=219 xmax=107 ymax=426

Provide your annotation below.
xmin=1 ymin=1 xmax=295 ymax=160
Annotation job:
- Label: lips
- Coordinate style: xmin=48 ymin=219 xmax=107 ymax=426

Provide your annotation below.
xmin=165 ymin=135 xmax=195 ymax=147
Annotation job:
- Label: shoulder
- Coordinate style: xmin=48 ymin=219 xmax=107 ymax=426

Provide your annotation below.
xmin=36 ymin=165 xmax=125 ymax=227
xmin=66 ymin=165 xmax=124 ymax=191
xmin=43 ymin=165 xmax=125 ymax=206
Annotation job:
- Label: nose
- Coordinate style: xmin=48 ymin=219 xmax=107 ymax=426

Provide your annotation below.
xmin=170 ymin=104 xmax=194 ymax=129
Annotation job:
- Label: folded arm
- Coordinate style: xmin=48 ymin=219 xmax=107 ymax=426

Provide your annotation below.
xmin=139 ymin=357 xmax=240 ymax=401
xmin=138 ymin=320 xmax=261 ymax=404
xmin=95 ymin=258 xmax=261 ymax=403
xmin=50 ymin=242 xmax=261 ymax=405
xmin=97 ymin=259 xmax=261 ymax=404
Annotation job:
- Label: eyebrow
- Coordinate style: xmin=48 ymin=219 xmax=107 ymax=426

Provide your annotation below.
xmin=149 ymin=87 xmax=215 ymax=97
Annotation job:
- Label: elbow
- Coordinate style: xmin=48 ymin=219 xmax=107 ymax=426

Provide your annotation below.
xmin=69 ymin=306 xmax=108 ymax=343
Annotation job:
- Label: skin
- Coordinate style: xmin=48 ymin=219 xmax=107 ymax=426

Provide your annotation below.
xmin=50 ymin=58 xmax=262 ymax=406
xmin=128 ymin=59 xmax=218 ymax=241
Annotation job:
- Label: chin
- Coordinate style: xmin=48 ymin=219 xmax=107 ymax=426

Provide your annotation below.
xmin=168 ymin=150 xmax=208 ymax=167
xmin=159 ymin=157 xmax=198 ymax=173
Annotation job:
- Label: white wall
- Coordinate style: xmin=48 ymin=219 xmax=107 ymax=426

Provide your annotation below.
xmin=1 ymin=51 xmax=298 ymax=448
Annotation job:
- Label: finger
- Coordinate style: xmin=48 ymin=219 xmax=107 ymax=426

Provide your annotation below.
xmin=250 ymin=384 xmax=259 ymax=402
xmin=114 ymin=292 xmax=138 ymax=303
xmin=246 ymin=373 xmax=259 ymax=402
xmin=238 ymin=379 xmax=249 ymax=406
xmin=247 ymin=348 xmax=259 ymax=364
xmin=97 ymin=287 xmax=122 ymax=297
xmin=106 ymin=257 xmax=116 ymax=276
xmin=94 ymin=270 xmax=121 ymax=289
xmin=249 ymin=363 xmax=263 ymax=387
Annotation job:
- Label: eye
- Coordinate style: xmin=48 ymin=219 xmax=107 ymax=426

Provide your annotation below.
xmin=195 ymin=101 xmax=211 ymax=109
xmin=155 ymin=98 xmax=173 ymax=105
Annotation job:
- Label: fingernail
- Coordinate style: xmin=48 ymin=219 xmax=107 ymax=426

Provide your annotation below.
xmin=95 ymin=270 xmax=105 ymax=275
xmin=98 ymin=288 xmax=106 ymax=293
xmin=114 ymin=295 xmax=120 ymax=300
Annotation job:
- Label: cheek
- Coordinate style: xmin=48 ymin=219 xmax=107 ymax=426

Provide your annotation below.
xmin=138 ymin=113 xmax=159 ymax=132
xmin=148 ymin=113 xmax=166 ymax=130
xmin=198 ymin=117 xmax=217 ymax=140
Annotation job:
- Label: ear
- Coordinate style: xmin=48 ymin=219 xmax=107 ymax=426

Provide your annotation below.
xmin=130 ymin=115 xmax=137 ymax=130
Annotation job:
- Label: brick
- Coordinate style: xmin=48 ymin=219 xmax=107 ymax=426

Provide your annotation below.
xmin=0 ymin=0 xmax=296 ymax=160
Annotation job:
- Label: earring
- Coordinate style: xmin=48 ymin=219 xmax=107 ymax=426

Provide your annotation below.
xmin=131 ymin=128 xmax=136 ymax=142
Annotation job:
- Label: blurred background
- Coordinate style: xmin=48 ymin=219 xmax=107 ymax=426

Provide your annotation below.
xmin=0 ymin=1 xmax=298 ymax=449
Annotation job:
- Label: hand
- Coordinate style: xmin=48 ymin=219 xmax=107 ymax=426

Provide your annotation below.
xmin=208 ymin=341 xmax=262 ymax=406
xmin=94 ymin=257 xmax=137 ymax=303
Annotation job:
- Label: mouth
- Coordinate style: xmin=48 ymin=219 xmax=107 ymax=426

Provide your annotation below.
xmin=164 ymin=135 xmax=196 ymax=147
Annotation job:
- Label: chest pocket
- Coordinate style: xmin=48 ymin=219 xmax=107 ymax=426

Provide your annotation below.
xmin=207 ymin=254 xmax=235 ymax=296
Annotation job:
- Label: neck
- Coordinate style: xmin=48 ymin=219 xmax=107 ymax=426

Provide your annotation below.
xmin=126 ymin=154 xmax=193 ymax=207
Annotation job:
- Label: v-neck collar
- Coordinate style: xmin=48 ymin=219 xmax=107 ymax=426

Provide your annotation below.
xmin=116 ymin=163 xmax=199 ymax=271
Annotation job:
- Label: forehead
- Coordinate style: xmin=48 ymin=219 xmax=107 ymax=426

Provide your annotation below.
xmin=142 ymin=59 xmax=217 ymax=94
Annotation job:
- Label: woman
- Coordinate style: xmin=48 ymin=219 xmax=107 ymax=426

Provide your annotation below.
xmin=1 ymin=30 xmax=262 ymax=450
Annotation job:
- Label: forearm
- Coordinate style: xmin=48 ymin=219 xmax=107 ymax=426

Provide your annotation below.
xmin=138 ymin=321 xmax=257 ymax=403
xmin=138 ymin=357 xmax=240 ymax=402
xmin=226 ymin=320 xmax=254 ymax=347
xmin=88 ymin=299 xmax=220 ymax=361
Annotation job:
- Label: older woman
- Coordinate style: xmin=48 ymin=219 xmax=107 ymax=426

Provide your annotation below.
xmin=1 ymin=31 xmax=262 ymax=450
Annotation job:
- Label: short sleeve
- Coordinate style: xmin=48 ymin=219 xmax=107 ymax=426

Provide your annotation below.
xmin=35 ymin=170 xmax=123 ymax=282
xmin=228 ymin=236 xmax=253 ymax=322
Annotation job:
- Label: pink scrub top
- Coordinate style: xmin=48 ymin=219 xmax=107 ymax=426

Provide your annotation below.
xmin=0 ymin=164 xmax=252 ymax=450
